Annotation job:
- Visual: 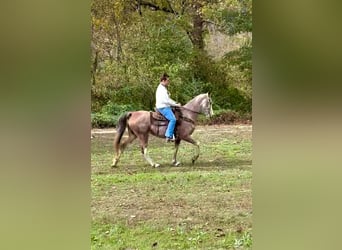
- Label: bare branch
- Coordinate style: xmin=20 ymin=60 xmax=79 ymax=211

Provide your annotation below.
xmin=165 ymin=0 xmax=177 ymax=15
xmin=181 ymin=0 xmax=187 ymax=15
xmin=137 ymin=0 xmax=178 ymax=15
xmin=138 ymin=0 xmax=142 ymax=16
xmin=186 ymin=30 xmax=194 ymax=45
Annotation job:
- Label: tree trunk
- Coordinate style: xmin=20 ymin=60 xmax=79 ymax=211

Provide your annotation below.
xmin=190 ymin=12 xmax=204 ymax=49
xmin=91 ymin=50 xmax=98 ymax=86
xmin=111 ymin=13 xmax=122 ymax=63
xmin=186 ymin=1 xmax=204 ymax=50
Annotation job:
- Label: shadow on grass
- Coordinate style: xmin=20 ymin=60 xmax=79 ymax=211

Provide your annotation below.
xmin=189 ymin=159 xmax=252 ymax=170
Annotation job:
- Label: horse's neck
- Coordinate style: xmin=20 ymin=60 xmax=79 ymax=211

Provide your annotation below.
xmin=183 ymin=96 xmax=202 ymax=121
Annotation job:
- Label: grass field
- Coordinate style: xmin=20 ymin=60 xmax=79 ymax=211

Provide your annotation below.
xmin=91 ymin=125 xmax=252 ymax=249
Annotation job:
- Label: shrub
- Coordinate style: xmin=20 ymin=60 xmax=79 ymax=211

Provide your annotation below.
xmin=197 ymin=109 xmax=252 ymax=125
xmin=91 ymin=102 xmax=136 ymax=128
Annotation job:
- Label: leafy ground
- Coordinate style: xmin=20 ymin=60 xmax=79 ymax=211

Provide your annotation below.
xmin=91 ymin=125 xmax=252 ymax=249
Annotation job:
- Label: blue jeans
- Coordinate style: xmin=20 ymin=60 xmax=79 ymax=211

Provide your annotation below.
xmin=157 ymin=107 xmax=176 ymax=138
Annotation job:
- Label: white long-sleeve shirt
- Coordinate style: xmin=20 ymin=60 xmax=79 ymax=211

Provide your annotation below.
xmin=155 ymin=83 xmax=177 ymax=109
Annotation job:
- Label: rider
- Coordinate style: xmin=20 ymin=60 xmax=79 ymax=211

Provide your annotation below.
xmin=155 ymin=73 xmax=181 ymax=142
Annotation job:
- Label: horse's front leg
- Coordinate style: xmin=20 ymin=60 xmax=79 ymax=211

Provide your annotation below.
xmin=172 ymin=139 xmax=181 ymax=166
xmin=182 ymin=136 xmax=200 ymax=164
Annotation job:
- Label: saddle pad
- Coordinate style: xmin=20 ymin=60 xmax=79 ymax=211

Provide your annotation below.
xmin=151 ymin=111 xmax=167 ymax=121
xmin=150 ymin=111 xmax=169 ymax=126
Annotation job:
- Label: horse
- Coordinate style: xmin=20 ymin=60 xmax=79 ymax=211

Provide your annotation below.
xmin=111 ymin=93 xmax=213 ymax=168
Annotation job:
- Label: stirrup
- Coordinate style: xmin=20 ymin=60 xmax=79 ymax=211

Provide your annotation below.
xmin=165 ymin=135 xmax=176 ymax=142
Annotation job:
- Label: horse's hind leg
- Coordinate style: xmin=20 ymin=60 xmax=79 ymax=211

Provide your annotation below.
xmin=142 ymin=147 xmax=160 ymax=168
xmin=182 ymin=136 xmax=200 ymax=164
xmin=112 ymin=129 xmax=136 ymax=167
xmin=138 ymin=134 xmax=160 ymax=168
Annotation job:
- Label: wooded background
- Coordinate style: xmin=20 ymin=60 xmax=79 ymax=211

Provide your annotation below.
xmin=91 ymin=0 xmax=252 ymax=127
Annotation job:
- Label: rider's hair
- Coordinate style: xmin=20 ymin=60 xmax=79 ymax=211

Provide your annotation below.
xmin=160 ymin=73 xmax=169 ymax=82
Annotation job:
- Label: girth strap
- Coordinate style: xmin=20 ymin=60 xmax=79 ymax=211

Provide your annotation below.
xmin=150 ymin=110 xmax=195 ymax=125
xmin=180 ymin=115 xmax=195 ymax=125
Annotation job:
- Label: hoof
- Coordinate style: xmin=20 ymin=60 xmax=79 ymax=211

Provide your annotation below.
xmin=173 ymin=161 xmax=181 ymax=167
xmin=112 ymin=159 xmax=119 ymax=168
xmin=111 ymin=161 xmax=118 ymax=168
xmin=191 ymin=156 xmax=199 ymax=165
xmin=153 ymin=163 xmax=160 ymax=168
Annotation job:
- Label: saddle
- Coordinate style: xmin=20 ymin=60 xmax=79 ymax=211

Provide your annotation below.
xmin=150 ymin=107 xmax=182 ymax=126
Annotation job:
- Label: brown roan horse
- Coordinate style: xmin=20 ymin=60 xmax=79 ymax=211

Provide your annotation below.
xmin=112 ymin=93 xmax=213 ymax=168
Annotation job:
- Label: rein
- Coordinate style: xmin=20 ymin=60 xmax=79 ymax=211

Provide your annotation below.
xmin=172 ymin=106 xmax=199 ymax=125
xmin=174 ymin=106 xmax=202 ymax=115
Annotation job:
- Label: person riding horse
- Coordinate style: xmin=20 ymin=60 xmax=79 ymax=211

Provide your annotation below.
xmin=112 ymin=91 xmax=213 ymax=168
xmin=155 ymin=73 xmax=181 ymax=142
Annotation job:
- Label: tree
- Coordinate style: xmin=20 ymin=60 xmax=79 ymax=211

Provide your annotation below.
xmin=90 ymin=0 xmax=252 ymax=116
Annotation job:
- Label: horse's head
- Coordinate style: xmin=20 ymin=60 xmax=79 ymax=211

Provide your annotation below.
xmin=200 ymin=93 xmax=214 ymax=118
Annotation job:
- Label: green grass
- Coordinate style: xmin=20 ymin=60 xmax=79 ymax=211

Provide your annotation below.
xmin=91 ymin=125 xmax=252 ymax=249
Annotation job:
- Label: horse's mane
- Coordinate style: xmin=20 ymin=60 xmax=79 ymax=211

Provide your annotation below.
xmin=185 ymin=93 xmax=208 ymax=105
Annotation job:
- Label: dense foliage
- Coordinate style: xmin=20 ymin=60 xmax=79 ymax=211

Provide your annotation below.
xmin=91 ymin=0 xmax=252 ymax=127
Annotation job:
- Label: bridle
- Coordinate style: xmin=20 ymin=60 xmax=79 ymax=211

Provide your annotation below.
xmin=173 ymin=97 xmax=212 ymax=116
xmin=170 ymin=96 xmax=212 ymax=125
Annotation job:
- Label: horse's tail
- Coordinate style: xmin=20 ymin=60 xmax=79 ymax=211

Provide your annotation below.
xmin=114 ymin=112 xmax=132 ymax=153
